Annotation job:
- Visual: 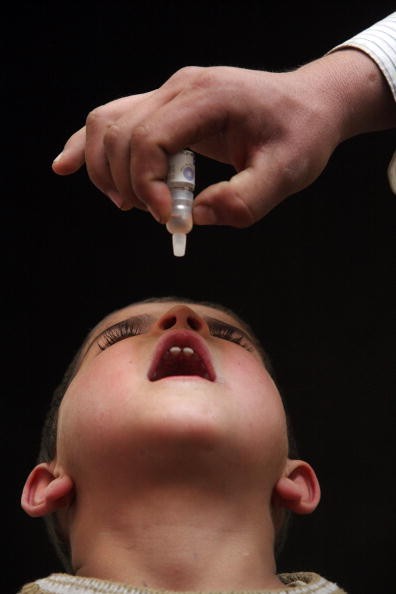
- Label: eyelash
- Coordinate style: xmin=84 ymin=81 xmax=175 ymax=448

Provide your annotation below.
xmin=97 ymin=319 xmax=254 ymax=353
xmin=208 ymin=322 xmax=254 ymax=352
xmin=98 ymin=319 xmax=144 ymax=351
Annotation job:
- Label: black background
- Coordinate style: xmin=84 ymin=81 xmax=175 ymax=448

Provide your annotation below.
xmin=4 ymin=2 xmax=396 ymax=593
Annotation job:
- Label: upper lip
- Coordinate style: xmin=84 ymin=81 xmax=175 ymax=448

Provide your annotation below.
xmin=148 ymin=330 xmax=216 ymax=382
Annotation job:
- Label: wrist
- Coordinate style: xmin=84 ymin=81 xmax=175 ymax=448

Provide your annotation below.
xmin=294 ymin=49 xmax=396 ymax=145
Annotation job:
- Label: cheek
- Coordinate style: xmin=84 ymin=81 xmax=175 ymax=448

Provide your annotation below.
xmin=219 ymin=348 xmax=278 ymax=405
xmin=219 ymin=349 xmax=289 ymax=458
xmin=57 ymin=353 xmax=145 ymax=468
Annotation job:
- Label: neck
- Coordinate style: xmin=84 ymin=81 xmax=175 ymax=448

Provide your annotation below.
xmin=71 ymin=479 xmax=282 ymax=590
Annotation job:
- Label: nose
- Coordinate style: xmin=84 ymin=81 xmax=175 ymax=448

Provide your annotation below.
xmin=154 ymin=305 xmax=210 ymax=335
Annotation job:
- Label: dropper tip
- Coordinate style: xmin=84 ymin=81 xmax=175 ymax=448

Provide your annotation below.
xmin=172 ymin=233 xmax=186 ymax=257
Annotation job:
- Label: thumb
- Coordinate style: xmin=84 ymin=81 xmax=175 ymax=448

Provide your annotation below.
xmin=192 ymin=155 xmax=289 ymax=228
xmin=52 ymin=127 xmax=86 ymax=175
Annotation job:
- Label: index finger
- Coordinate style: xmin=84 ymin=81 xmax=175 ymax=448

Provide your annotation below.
xmin=52 ymin=127 xmax=86 ymax=175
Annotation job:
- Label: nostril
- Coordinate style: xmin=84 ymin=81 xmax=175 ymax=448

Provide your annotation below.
xmin=187 ymin=316 xmax=201 ymax=331
xmin=161 ymin=316 xmax=177 ymax=330
xmin=158 ymin=312 xmax=203 ymax=331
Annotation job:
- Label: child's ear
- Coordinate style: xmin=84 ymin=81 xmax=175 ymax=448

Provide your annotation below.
xmin=273 ymin=459 xmax=321 ymax=515
xmin=21 ymin=462 xmax=75 ymax=517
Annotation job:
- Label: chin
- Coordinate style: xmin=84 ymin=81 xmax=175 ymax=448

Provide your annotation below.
xmin=138 ymin=404 xmax=227 ymax=452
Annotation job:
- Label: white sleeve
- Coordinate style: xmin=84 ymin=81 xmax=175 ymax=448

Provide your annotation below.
xmin=330 ymin=12 xmax=396 ymax=193
xmin=331 ymin=12 xmax=396 ymax=101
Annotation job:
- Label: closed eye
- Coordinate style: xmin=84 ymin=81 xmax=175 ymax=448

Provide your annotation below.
xmin=97 ymin=317 xmax=149 ymax=351
xmin=208 ymin=320 xmax=255 ymax=353
xmin=95 ymin=315 xmax=256 ymax=354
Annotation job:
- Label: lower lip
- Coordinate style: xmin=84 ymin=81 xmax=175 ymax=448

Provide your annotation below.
xmin=153 ymin=375 xmax=212 ymax=382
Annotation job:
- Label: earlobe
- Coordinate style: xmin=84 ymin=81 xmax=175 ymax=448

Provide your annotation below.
xmin=274 ymin=459 xmax=321 ymax=515
xmin=21 ymin=462 xmax=75 ymax=517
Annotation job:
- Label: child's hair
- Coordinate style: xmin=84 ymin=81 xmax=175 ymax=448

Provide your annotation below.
xmin=37 ymin=296 xmax=298 ymax=572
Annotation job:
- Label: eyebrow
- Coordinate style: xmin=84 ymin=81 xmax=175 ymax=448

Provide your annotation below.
xmin=81 ymin=313 xmax=259 ymax=360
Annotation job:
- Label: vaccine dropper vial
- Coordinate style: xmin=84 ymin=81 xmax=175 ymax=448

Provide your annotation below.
xmin=166 ymin=150 xmax=195 ymax=257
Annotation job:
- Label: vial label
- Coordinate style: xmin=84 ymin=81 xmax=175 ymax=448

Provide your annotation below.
xmin=167 ymin=150 xmax=195 ymax=190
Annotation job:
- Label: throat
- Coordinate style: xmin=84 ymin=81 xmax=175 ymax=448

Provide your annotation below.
xmin=72 ymin=487 xmax=281 ymax=591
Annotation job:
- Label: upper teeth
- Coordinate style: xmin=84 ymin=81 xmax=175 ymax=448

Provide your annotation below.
xmin=169 ymin=346 xmax=195 ymax=356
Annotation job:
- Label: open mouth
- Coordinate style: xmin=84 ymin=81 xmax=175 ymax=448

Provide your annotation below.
xmin=148 ymin=331 xmax=216 ymax=382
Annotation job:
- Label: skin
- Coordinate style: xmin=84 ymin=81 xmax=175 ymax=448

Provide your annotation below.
xmin=22 ymin=301 xmax=320 ymax=590
xmin=52 ymin=49 xmax=396 ymax=227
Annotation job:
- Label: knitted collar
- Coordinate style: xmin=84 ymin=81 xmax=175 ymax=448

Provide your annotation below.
xmin=21 ymin=572 xmax=346 ymax=594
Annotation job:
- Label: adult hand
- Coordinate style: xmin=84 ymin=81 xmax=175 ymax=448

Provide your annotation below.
xmin=52 ymin=52 xmax=395 ymax=227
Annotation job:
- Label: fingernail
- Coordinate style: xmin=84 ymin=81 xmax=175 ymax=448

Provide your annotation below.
xmin=52 ymin=152 xmax=63 ymax=164
xmin=107 ymin=190 xmax=125 ymax=209
xmin=148 ymin=206 xmax=162 ymax=224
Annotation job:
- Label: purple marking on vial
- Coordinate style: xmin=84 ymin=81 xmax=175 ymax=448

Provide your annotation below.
xmin=183 ymin=166 xmax=194 ymax=180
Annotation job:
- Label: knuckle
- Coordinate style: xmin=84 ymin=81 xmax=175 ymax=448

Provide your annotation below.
xmin=168 ymin=65 xmax=203 ymax=83
xmin=103 ymin=123 xmax=121 ymax=151
xmin=85 ymin=105 xmax=107 ymax=128
xmin=130 ymin=122 xmax=152 ymax=148
xmin=166 ymin=66 xmax=223 ymax=94
xmin=189 ymin=67 xmax=219 ymax=91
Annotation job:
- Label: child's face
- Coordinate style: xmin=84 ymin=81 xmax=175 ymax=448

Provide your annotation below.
xmin=55 ymin=301 xmax=289 ymax=495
